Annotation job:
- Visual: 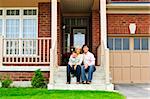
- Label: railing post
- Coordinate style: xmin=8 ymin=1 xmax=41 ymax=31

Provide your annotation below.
xmin=0 ymin=35 xmax=3 ymax=66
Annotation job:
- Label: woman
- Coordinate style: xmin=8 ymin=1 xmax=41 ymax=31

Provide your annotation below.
xmin=66 ymin=47 xmax=83 ymax=84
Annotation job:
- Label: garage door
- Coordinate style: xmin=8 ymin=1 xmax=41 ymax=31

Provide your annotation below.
xmin=108 ymin=37 xmax=150 ymax=83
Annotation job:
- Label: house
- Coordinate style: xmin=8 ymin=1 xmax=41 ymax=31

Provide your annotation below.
xmin=0 ymin=0 xmax=150 ymax=90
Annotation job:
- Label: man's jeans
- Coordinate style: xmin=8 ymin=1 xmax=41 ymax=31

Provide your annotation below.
xmin=81 ymin=65 xmax=95 ymax=82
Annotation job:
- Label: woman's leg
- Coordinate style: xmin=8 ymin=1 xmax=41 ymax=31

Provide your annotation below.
xmin=67 ymin=64 xmax=72 ymax=83
xmin=81 ymin=65 xmax=87 ymax=82
xmin=75 ymin=65 xmax=81 ymax=83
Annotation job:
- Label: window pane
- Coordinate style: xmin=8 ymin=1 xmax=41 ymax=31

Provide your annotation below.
xmin=134 ymin=38 xmax=140 ymax=50
xmin=0 ymin=10 xmax=3 ymax=15
xmin=123 ymin=38 xmax=129 ymax=50
xmin=107 ymin=38 xmax=113 ymax=50
xmin=23 ymin=19 xmax=37 ymax=55
xmin=0 ymin=19 xmax=2 ymax=35
xmin=115 ymin=38 xmax=122 ymax=50
xmin=23 ymin=19 xmax=37 ymax=38
xmin=6 ymin=19 xmax=20 ymax=38
xmin=6 ymin=10 xmax=20 ymax=15
xmin=142 ymin=38 xmax=148 ymax=50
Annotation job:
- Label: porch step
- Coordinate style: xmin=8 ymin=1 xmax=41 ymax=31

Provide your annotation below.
xmin=48 ymin=66 xmax=114 ymax=90
xmin=48 ymin=83 xmax=114 ymax=90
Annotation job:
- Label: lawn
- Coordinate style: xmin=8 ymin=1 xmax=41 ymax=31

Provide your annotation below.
xmin=0 ymin=88 xmax=126 ymax=99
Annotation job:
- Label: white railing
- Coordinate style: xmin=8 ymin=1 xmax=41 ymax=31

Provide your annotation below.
xmin=1 ymin=37 xmax=51 ymax=65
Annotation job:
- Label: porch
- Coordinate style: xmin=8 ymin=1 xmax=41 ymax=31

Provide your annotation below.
xmin=0 ymin=0 xmax=112 ymax=90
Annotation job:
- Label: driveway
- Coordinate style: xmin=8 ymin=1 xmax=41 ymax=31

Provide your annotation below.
xmin=115 ymin=84 xmax=150 ymax=99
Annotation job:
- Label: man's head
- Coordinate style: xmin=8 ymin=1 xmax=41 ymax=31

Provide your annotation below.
xmin=82 ymin=45 xmax=89 ymax=53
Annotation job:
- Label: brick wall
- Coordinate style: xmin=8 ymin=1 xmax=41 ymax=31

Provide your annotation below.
xmin=107 ymin=14 xmax=150 ymax=34
xmin=92 ymin=10 xmax=100 ymax=64
xmin=38 ymin=2 xmax=62 ymax=65
xmin=0 ymin=71 xmax=49 ymax=81
xmin=38 ymin=3 xmax=51 ymax=37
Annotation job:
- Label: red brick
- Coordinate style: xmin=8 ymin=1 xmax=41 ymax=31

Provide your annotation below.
xmin=0 ymin=71 xmax=49 ymax=81
xmin=107 ymin=14 xmax=150 ymax=34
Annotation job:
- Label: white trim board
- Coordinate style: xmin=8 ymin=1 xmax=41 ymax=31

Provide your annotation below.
xmin=0 ymin=66 xmax=50 ymax=71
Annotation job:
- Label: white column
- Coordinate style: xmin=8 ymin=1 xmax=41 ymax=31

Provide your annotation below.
xmin=100 ymin=0 xmax=107 ymax=48
xmin=0 ymin=35 xmax=3 ymax=66
xmin=51 ymin=0 xmax=57 ymax=48
xmin=49 ymin=0 xmax=57 ymax=85
xmin=100 ymin=0 xmax=110 ymax=84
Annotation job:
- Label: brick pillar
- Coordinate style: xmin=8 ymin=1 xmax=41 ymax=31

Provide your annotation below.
xmin=92 ymin=10 xmax=100 ymax=64
xmin=38 ymin=2 xmax=61 ymax=65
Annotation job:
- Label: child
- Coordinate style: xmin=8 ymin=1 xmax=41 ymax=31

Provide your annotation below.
xmin=68 ymin=51 xmax=78 ymax=76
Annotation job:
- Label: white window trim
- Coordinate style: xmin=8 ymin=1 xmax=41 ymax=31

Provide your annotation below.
xmin=0 ymin=7 xmax=38 ymax=56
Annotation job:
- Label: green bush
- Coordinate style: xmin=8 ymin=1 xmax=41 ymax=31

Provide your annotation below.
xmin=1 ymin=75 xmax=12 ymax=88
xmin=31 ymin=69 xmax=47 ymax=88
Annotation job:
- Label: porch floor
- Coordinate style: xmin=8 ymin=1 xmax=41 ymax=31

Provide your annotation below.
xmin=48 ymin=66 xmax=114 ymax=90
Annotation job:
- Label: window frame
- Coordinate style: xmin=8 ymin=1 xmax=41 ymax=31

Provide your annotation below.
xmin=134 ymin=37 xmax=149 ymax=51
xmin=107 ymin=37 xmax=130 ymax=51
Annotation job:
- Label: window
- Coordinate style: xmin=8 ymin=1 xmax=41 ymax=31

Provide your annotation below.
xmin=107 ymin=38 xmax=113 ymax=50
xmin=23 ymin=19 xmax=37 ymax=38
xmin=115 ymin=38 xmax=122 ymax=50
xmin=0 ymin=8 xmax=38 ymax=55
xmin=134 ymin=38 xmax=140 ymax=50
xmin=0 ymin=19 xmax=2 ymax=34
xmin=6 ymin=19 xmax=20 ymax=38
xmin=23 ymin=9 xmax=37 ymax=15
xmin=134 ymin=38 xmax=149 ymax=50
xmin=6 ymin=10 xmax=20 ymax=15
xmin=123 ymin=38 xmax=129 ymax=50
xmin=142 ymin=38 xmax=148 ymax=50
xmin=0 ymin=10 xmax=2 ymax=15
xmin=107 ymin=37 xmax=130 ymax=50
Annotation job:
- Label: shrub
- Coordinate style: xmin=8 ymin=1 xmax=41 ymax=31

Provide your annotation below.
xmin=1 ymin=75 xmax=12 ymax=88
xmin=31 ymin=69 xmax=47 ymax=88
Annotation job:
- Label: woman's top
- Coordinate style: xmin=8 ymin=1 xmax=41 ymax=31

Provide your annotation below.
xmin=68 ymin=54 xmax=83 ymax=66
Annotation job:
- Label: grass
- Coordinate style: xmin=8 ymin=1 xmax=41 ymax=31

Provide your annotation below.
xmin=0 ymin=88 xmax=126 ymax=99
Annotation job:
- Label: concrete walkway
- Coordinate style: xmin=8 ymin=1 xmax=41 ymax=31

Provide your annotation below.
xmin=115 ymin=84 xmax=150 ymax=99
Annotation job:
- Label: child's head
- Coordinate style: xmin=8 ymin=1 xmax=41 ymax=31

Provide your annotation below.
xmin=72 ymin=51 xmax=77 ymax=58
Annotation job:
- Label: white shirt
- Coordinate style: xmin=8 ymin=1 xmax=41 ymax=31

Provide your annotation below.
xmin=83 ymin=51 xmax=95 ymax=66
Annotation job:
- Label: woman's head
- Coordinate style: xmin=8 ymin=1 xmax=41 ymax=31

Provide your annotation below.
xmin=75 ymin=47 xmax=81 ymax=54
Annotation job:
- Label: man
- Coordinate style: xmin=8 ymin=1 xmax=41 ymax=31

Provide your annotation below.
xmin=81 ymin=45 xmax=96 ymax=84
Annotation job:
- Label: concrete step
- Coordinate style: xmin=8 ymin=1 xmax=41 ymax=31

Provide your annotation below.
xmin=48 ymin=66 xmax=114 ymax=91
xmin=48 ymin=83 xmax=114 ymax=91
xmin=53 ymin=66 xmax=106 ymax=85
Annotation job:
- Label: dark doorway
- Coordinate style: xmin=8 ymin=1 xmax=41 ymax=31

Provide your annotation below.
xmin=61 ymin=17 xmax=90 ymax=65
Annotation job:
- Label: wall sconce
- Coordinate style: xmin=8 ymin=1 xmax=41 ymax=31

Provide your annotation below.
xmin=129 ymin=23 xmax=136 ymax=34
xmin=62 ymin=25 xmax=66 ymax=30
